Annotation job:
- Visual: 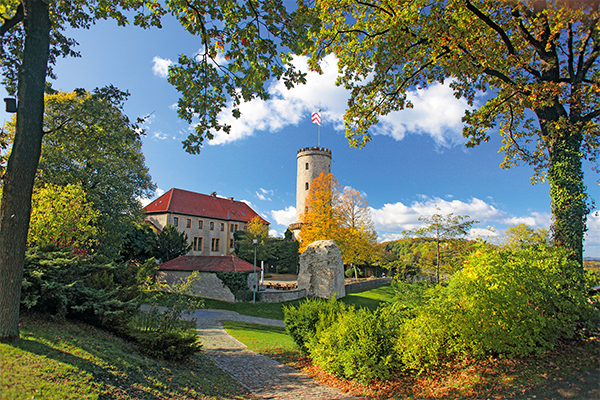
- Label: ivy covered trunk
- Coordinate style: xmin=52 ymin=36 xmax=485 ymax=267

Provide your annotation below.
xmin=0 ymin=1 xmax=50 ymax=341
xmin=548 ymin=133 xmax=587 ymax=266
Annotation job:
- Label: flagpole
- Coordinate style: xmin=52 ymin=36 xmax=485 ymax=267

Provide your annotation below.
xmin=318 ymin=108 xmax=321 ymax=147
xmin=317 ymin=105 xmax=322 ymax=147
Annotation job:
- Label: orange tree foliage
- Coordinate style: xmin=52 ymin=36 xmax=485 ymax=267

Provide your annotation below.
xmin=299 ymin=173 xmax=377 ymax=265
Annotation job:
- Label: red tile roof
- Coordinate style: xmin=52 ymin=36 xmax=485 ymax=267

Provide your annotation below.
xmin=144 ymin=188 xmax=269 ymax=225
xmin=158 ymin=255 xmax=256 ymax=272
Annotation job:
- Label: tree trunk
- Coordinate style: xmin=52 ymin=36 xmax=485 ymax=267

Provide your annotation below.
xmin=548 ymin=134 xmax=587 ymax=265
xmin=0 ymin=0 xmax=50 ymax=341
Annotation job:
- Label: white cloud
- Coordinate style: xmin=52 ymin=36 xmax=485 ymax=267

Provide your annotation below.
xmin=373 ymin=83 xmax=472 ymax=147
xmin=204 ymin=54 xmax=471 ymax=147
xmin=139 ymin=188 xmax=165 ymax=207
xmin=256 ymin=188 xmax=273 ymax=201
xmin=585 ymin=210 xmax=600 ymax=257
xmin=152 ymin=131 xmax=168 ymax=140
xmin=152 ymin=56 xmax=173 ymax=78
xmin=370 ymin=196 xmax=507 ymax=233
xmin=271 ymin=206 xmax=297 ymax=226
xmin=502 ymin=212 xmax=551 ymax=228
xmin=269 ymin=229 xmax=283 ymax=238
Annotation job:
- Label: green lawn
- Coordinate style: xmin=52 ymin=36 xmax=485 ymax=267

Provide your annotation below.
xmin=204 ymin=284 xmax=396 ymax=320
xmin=0 ymin=313 xmax=251 ymax=400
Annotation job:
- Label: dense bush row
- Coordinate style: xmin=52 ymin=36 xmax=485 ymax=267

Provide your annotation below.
xmin=284 ymin=245 xmax=600 ymax=383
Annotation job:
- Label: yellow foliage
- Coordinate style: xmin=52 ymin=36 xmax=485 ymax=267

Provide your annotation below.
xmin=299 ymin=173 xmax=377 ymax=265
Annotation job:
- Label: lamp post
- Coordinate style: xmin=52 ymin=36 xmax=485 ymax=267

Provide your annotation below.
xmin=253 ymin=239 xmax=258 ymax=304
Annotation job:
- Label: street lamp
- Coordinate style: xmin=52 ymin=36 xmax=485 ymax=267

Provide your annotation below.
xmin=253 ymin=239 xmax=258 ymax=304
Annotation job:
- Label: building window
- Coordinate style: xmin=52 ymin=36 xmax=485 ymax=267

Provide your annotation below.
xmin=230 ymin=239 xmax=234 ymax=248
xmin=210 ymin=221 xmax=214 ymax=230
xmin=198 ymin=220 xmax=203 ymax=229
xmin=305 ymin=162 xmax=309 ymax=170
xmin=230 ymin=224 xmax=234 ymax=233
xmin=211 ymin=237 xmax=220 ymax=252
xmin=220 ymin=223 xmax=225 ymax=231
xmin=173 ymin=217 xmax=179 ymax=226
xmin=305 ymin=182 xmax=309 ymax=190
xmin=186 ymin=219 xmax=191 ymax=228
xmin=234 ymin=224 xmax=238 ymax=232
xmin=193 ymin=237 xmax=203 ymax=251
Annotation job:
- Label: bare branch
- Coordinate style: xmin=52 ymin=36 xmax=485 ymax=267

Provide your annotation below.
xmin=356 ymin=0 xmax=395 ymax=18
xmin=465 ymin=0 xmax=515 ymax=55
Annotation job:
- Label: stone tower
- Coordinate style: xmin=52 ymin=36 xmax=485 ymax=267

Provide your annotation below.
xmin=289 ymin=147 xmax=332 ymax=236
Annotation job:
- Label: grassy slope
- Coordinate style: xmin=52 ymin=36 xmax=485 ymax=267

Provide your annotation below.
xmin=0 ymin=313 xmax=252 ymax=400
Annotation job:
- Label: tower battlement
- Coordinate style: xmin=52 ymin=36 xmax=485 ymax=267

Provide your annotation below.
xmin=297 ymin=147 xmax=332 ymax=155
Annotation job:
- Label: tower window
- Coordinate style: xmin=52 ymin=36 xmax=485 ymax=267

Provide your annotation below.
xmin=305 ymin=162 xmax=309 ymax=170
xmin=305 ymin=182 xmax=309 ymax=190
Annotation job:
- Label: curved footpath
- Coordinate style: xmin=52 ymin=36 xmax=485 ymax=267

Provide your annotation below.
xmin=186 ymin=309 xmax=362 ymax=400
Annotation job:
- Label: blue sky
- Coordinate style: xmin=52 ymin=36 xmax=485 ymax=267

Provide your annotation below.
xmin=2 ymin=14 xmax=599 ymax=256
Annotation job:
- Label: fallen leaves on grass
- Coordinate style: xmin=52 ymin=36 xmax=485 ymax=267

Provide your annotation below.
xmin=275 ymin=335 xmax=600 ymax=399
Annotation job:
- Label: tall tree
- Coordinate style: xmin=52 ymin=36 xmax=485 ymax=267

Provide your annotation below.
xmin=409 ymin=209 xmax=478 ymax=283
xmin=28 ymin=183 xmax=99 ymax=249
xmin=299 ymin=172 xmax=342 ymax=253
xmin=234 ymin=216 xmax=272 ymax=263
xmin=35 ymin=88 xmax=155 ymax=256
xmin=337 ymin=187 xmax=378 ymax=267
xmin=502 ymin=223 xmax=550 ymax=249
xmin=307 ymin=0 xmax=600 ymax=264
xmin=154 ymin=225 xmax=192 ymax=263
xmin=0 ymin=0 xmax=309 ymax=340
xmin=300 ymin=173 xmax=378 ymax=267
xmin=0 ymin=0 xmax=164 ymax=341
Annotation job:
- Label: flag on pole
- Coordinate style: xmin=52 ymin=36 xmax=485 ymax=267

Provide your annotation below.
xmin=311 ymin=111 xmax=321 ymax=126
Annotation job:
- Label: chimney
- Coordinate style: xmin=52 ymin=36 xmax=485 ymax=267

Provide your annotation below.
xmin=211 ymin=192 xmax=217 ymax=199
xmin=228 ymin=197 xmax=234 ymax=202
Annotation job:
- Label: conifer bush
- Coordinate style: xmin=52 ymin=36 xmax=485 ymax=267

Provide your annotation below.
xmin=21 ymin=245 xmax=139 ymax=328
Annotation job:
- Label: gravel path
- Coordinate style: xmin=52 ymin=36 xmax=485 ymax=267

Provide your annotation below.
xmin=187 ymin=309 xmax=362 ymax=400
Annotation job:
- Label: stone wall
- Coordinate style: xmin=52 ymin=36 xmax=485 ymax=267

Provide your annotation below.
xmin=345 ymin=277 xmax=392 ymax=293
xmin=157 ymin=270 xmax=236 ymax=303
xmin=260 ymin=289 xmax=307 ymax=303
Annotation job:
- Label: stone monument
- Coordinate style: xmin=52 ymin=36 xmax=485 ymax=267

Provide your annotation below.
xmin=297 ymin=240 xmax=345 ymax=299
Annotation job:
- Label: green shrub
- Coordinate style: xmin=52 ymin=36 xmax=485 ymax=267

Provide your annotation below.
xmin=398 ymin=245 xmax=600 ymax=371
xmin=21 ymin=245 xmax=141 ymax=329
xmin=127 ymin=328 xmax=202 ymax=361
xmin=283 ymin=297 xmax=346 ymax=354
xmin=215 ymin=271 xmax=258 ymax=301
xmin=308 ymin=305 xmax=402 ymax=383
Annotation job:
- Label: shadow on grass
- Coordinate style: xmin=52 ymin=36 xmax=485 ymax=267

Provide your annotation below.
xmin=5 ymin=314 xmax=249 ymax=400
